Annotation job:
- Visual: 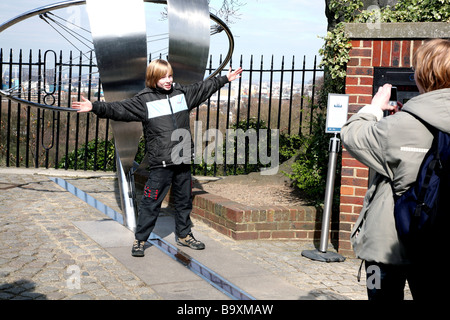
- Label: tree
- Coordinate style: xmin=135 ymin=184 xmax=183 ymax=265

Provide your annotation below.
xmin=160 ymin=0 xmax=246 ymax=30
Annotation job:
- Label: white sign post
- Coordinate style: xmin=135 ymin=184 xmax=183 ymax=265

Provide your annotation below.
xmin=302 ymin=94 xmax=348 ymax=262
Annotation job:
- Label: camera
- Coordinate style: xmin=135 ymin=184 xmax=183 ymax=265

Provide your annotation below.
xmin=384 ymin=86 xmax=400 ymax=116
xmin=389 ymin=86 xmax=398 ymax=108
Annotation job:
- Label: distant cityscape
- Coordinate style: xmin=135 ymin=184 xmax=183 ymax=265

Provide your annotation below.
xmin=1 ymin=68 xmax=318 ymax=104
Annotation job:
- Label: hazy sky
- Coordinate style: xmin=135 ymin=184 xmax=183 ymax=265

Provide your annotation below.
xmin=0 ymin=0 xmax=328 ymax=68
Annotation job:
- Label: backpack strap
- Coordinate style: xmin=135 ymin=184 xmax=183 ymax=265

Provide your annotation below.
xmin=415 ymin=146 xmax=439 ymax=217
xmin=401 ymin=110 xmax=440 ymax=218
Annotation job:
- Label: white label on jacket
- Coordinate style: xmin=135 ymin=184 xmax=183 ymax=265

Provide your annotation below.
xmin=146 ymin=94 xmax=188 ymax=119
xmin=400 ymin=147 xmax=429 ymax=153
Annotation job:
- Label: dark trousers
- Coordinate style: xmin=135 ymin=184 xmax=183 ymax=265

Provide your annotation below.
xmin=135 ymin=164 xmax=192 ymax=241
xmin=365 ymin=260 xmax=442 ymax=301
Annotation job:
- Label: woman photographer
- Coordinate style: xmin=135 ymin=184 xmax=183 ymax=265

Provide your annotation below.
xmin=341 ymin=38 xmax=450 ymax=300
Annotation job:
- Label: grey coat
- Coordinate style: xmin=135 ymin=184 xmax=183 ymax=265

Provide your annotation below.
xmin=341 ymin=88 xmax=450 ymax=264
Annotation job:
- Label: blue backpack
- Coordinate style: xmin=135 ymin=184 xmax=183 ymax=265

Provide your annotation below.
xmin=394 ymin=112 xmax=450 ymax=244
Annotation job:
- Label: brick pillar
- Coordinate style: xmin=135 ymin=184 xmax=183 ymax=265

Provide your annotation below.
xmin=338 ymin=37 xmax=424 ymax=257
xmin=338 ymin=40 xmax=373 ymax=257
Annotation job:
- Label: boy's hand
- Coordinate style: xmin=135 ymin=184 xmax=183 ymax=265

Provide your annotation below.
xmin=72 ymin=96 xmax=93 ymax=112
xmin=227 ymin=67 xmax=243 ymax=82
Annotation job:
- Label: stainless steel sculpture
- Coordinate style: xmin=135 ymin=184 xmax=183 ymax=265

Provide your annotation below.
xmin=167 ymin=0 xmax=210 ymax=84
xmin=86 ymin=0 xmax=148 ymax=231
xmin=0 ymin=0 xmax=234 ymax=232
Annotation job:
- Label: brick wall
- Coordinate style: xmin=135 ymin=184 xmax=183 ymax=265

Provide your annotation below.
xmin=339 ymin=39 xmax=424 ymax=256
xmin=191 ymin=188 xmax=323 ymax=241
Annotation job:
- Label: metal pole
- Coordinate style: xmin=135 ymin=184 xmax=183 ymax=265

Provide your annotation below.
xmin=301 ymin=133 xmax=345 ymax=262
xmin=319 ymin=134 xmax=340 ymax=252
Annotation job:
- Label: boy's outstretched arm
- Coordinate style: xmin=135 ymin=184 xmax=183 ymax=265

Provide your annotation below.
xmin=72 ymin=95 xmax=145 ymax=122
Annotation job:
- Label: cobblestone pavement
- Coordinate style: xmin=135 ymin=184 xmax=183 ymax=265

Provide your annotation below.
xmin=0 ymin=170 xmax=160 ymax=300
xmin=0 ymin=168 xmax=412 ymax=300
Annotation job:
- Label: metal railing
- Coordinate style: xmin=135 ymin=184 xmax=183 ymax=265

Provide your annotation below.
xmin=0 ymin=49 xmax=323 ymax=175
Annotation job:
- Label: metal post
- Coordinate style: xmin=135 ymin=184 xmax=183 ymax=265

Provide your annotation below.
xmin=319 ymin=134 xmax=340 ymax=252
xmin=302 ymin=133 xmax=345 ymax=262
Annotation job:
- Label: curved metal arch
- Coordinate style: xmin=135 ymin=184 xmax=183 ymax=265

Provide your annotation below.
xmin=0 ymin=0 xmax=234 ymax=112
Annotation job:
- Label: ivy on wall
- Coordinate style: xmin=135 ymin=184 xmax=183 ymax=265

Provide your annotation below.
xmin=320 ymin=0 xmax=450 ymax=93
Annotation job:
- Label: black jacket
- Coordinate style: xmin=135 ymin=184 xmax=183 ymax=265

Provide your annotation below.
xmin=92 ymin=75 xmax=230 ymax=168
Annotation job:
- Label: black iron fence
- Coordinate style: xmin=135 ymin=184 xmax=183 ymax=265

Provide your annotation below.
xmin=0 ymin=49 xmax=324 ymax=175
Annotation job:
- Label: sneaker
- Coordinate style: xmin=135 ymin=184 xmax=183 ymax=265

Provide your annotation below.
xmin=177 ymin=233 xmax=205 ymax=250
xmin=131 ymin=240 xmax=146 ymax=257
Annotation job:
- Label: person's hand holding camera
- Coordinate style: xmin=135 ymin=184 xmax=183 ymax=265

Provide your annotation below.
xmin=372 ymin=83 xmax=403 ymax=115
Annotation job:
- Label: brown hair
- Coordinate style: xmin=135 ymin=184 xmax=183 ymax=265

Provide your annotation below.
xmin=413 ymin=38 xmax=450 ymax=92
xmin=145 ymin=59 xmax=173 ymax=88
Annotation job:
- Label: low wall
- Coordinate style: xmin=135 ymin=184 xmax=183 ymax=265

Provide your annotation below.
xmin=191 ymin=188 xmax=323 ymax=241
xmin=137 ymin=168 xmax=327 ymax=242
